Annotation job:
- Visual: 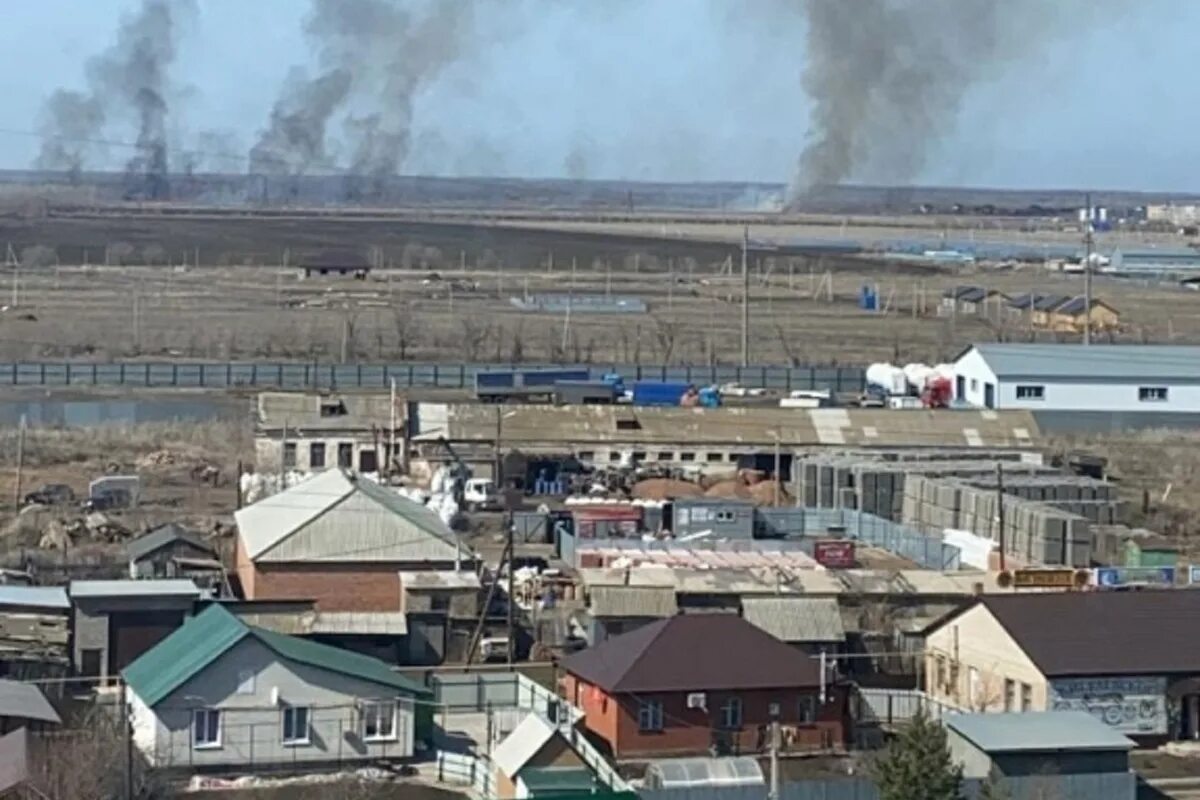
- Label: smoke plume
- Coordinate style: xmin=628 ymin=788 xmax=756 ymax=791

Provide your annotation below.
xmin=250 ymin=0 xmax=475 ymax=194
xmin=793 ymin=0 xmax=1105 ymax=192
xmin=35 ymin=0 xmax=192 ymax=199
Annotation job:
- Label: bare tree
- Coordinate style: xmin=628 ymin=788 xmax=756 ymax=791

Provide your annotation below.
xmin=400 ymin=242 xmax=424 ymax=271
xmin=653 ymin=316 xmax=683 ymax=363
xmin=392 ymin=308 xmax=420 ymax=360
xmin=775 ymin=323 xmax=804 ymax=366
xmin=20 ymin=245 xmax=57 ymax=269
xmin=141 ymin=243 xmax=167 ymax=266
xmin=509 ymin=319 xmax=526 ymax=363
xmin=340 ymin=310 xmax=359 ymax=363
xmin=29 ymin=706 xmax=168 ymax=800
xmin=107 ymin=241 xmax=135 ymax=265
xmin=461 ymin=317 xmax=492 ymax=361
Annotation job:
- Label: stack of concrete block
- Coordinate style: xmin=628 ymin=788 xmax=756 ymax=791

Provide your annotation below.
xmin=900 ymin=474 xmax=1093 ymax=567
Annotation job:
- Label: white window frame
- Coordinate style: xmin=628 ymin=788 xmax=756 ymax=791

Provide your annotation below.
xmin=637 ymin=699 xmax=664 ymax=732
xmin=236 ymin=670 xmax=255 ymax=695
xmin=719 ymin=697 xmax=743 ymax=730
xmin=192 ymin=708 xmax=222 ymax=750
xmin=361 ymin=700 xmax=398 ymax=742
xmin=1015 ymin=385 xmax=1045 ymax=401
xmin=798 ymin=695 xmax=817 ymax=724
xmin=282 ymin=705 xmax=311 ymax=746
xmin=1139 ymin=386 xmax=1169 ymax=403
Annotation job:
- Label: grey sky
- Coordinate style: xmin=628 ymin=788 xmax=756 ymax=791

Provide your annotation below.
xmin=0 ymin=0 xmax=1191 ymax=190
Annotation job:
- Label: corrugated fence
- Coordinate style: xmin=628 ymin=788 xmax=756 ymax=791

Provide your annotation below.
xmin=0 ymin=361 xmax=866 ymax=391
xmin=756 ymin=508 xmax=961 ymax=571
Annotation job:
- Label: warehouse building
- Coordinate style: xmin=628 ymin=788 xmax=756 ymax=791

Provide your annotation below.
xmin=954 ymin=344 xmax=1200 ymax=412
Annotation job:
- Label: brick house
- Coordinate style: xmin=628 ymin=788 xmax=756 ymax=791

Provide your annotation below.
xmin=559 ymin=614 xmax=848 ymax=759
xmin=234 ymin=469 xmax=478 ymax=660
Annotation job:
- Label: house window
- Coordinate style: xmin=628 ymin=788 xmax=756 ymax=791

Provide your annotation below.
xmin=1139 ymin=386 xmax=1168 ymax=402
xmin=968 ymin=667 xmax=981 ymax=707
xmin=935 ymin=656 xmax=947 ymax=691
xmin=429 ymin=593 xmax=451 ymax=612
xmin=706 ymin=453 xmax=724 ymax=463
xmin=798 ymin=695 xmax=817 ymax=723
xmin=577 ymin=451 xmax=595 ymax=463
xmin=615 ymin=419 xmax=641 ymax=430
xmin=608 ymin=452 xmax=622 ymax=463
xmin=716 ymin=510 xmax=736 ymax=523
xmin=282 ymin=442 xmax=297 ymax=468
xmin=192 ymin=709 xmax=221 ymax=749
xmin=362 ymin=700 xmax=397 ymax=741
xmin=309 ymin=442 xmax=326 ymax=469
xmin=337 ymin=443 xmax=354 ymax=468
xmin=1020 ymin=683 xmax=1033 ymax=712
xmin=1003 ymin=679 xmax=1016 ymax=712
xmin=1015 ymin=385 xmax=1044 ymax=401
xmin=638 ymin=700 xmax=664 ymax=732
xmin=320 ymin=400 xmax=348 ymax=417
xmin=719 ymin=697 xmax=743 ymax=729
xmin=656 ymin=451 xmax=675 ymax=462
xmin=282 ymin=706 xmax=311 ymax=745
xmin=969 ymin=378 xmax=979 ymax=392
xmin=680 ymin=452 xmax=696 ymax=462
xmin=236 ymin=670 xmax=255 ymax=695
xmin=632 ymin=451 xmax=647 ymax=463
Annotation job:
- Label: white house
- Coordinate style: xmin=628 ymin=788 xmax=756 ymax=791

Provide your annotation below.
xmin=953 ymin=344 xmax=1200 ymax=412
xmin=122 ymin=604 xmax=429 ymax=770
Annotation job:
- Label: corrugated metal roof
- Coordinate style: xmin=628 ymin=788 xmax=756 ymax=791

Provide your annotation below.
xmin=0 ymin=680 xmax=59 ymax=724
xmin=740 ymin=597 xmax=845 ymax=643
xmin=590 ymin=586 xmax=678 ymax=618
xmin=69 ymin=579 xmax=201 ymax=599
xmin=122 ymin=604 xmax=425 ymax=707
xmin=0 ymin=586 xmax=69 ymax=610
xmin=236 ymin=469 xmax=466 ymax=563
xmin=491 ymin=713 xmax=559 ymax=777
xmin=966 ymin=344 xmax=1200 ymax=381
xmin=402 ymin=571 xmax=482 ymax=590
xmin=126 ymin=524 xmax=215 ymax=562
xmin=309 ymin=612 xmax=408 ymax=635
xmin=946 ymin=711 xmax=1134 ymax=753
xmin=431 ymin=404 xmax=1042 ymax=449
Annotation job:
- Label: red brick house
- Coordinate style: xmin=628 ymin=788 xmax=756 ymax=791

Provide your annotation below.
xmin=559 ymin=613 xmax=848 ymax=759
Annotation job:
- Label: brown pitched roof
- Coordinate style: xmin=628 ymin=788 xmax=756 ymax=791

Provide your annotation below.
xmin=561 ymin=613 xmax=821 ymax=693
xmin=980 ymin=591 xmax=1200 ymax=677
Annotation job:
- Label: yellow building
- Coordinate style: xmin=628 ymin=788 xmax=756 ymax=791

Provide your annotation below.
xmin=924 ymin=592 xmax=1200 ymax=742
xmin=1046 ymin=297 xmax=1120 ymax=334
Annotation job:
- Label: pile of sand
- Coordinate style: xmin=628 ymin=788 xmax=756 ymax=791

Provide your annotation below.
xmin=631 ymin=478 xmax=705 ymax=501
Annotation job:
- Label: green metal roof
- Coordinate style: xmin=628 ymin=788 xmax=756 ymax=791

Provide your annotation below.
xmin=122 ymin=604 xmax=428 ymax=707
xmin=521 ymin=767 xmax=598 ymax=796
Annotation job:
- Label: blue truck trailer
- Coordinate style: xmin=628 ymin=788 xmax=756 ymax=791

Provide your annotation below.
xmin=474 ymin=369 xmax=591 ymax=402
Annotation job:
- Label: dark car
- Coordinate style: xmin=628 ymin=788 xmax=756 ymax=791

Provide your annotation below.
xmin=22 ymin=484 xmax=75 ymax=507
xmin=82 ymin=489 xmax=132 ymax=513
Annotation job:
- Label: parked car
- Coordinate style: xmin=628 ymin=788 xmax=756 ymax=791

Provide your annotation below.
xmin=82 ymin=488 xmax=132 ymax=513
xmin=23 ymin=484 xmax=75 ymax=507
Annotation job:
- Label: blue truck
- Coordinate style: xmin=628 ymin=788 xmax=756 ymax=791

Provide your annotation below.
xmin=631 ymin=381 xmax=721 ymax=408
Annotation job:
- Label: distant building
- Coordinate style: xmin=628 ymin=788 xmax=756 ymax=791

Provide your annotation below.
xmin=944 ymin=712 xmax=1135 ymax=799
xmin=255 ymin=392 xmax=398 ymax=473
xmin=124 ymin=604 xmax=429 ymax=770
xmin=126 ymin=523 xmax=222 ymax=587
xmin=954 ymin=343 xmax=1200 ymax=412
xmin=559 ymin=614 xmax=848 ymax=759
xmin=924 ymin=591 xmax=1200 ymax=742
xmin=1045 ymin=297 xmax=1120 ymax=334
xmin=1110 ymin=247 xmax=1200 ymax=275
xmin=739 ymin=597 xmax=845 ymax=658
xmin=490 ymin=714 xmax=600 ymax=799
xmin=295 ymin=248 xmax=371 ymax=279
xmin=939 ymin=286 xmax=1009 ymax=318
xmin=671 ymin=499 xmax=755 ymax=540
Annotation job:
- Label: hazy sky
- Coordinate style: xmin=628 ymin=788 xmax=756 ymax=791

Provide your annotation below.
xmin=0 ymin=0 xmax=1191 ymax=190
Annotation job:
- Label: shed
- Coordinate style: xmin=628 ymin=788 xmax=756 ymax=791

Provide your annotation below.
xmin=1122 ymin=531 xmax=1178 ymax=568
xmin=671 ymin=499 xmax=754 ymax=540
xmin=643 ymin=757 xmax=764 ymax=789
xmin=944 ymin=711 xmax=1134 ymax=779
xmin=490 ymin=713 xmax=597 ymax=799
xmin=0 ymin=680 xmax=60 ymax=733
xmin=127 ymin=523 xmax=220 ymax=582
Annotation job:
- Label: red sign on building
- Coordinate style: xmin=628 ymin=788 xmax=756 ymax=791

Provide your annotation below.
xmin=813 ymin=539 xmax=856 ymax=569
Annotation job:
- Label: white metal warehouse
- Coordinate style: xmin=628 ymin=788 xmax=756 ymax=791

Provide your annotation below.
xmin=953 ymin=344 xmax=1200 ymax=412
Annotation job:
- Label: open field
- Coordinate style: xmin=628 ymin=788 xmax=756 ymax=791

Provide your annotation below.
xmin=0 ymin=253 xmax=1198 ymax=366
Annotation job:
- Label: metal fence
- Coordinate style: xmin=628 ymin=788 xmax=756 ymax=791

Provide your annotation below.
xmin=756 ymin=508 xmax=961 ymax=571
xmin=855 ymin=688 xmax=964 ymax=727
xmin=0 ymin=361 xmax=866 ymax=392
xmin=436 ymin=751 xmax=494 ymax=797
xmin=640 ymin=773 xmax=1137 ymax=800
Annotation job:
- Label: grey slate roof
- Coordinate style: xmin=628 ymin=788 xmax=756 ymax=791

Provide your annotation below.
xmin=945 ymin=711 xmax=1134 ymax=753
xmin=127 ymin=524 xmax=215 ymax=562
xmin=0 ymin=680 xmax=60 ymax=724
xmin=963 ymin=344 xmax=1200 ymax=382
xmin=740 ymin=597 xmax=845 ymax=643
xmin=0 ymin=586 xmax=69 ymax=610
xmin=235 ymin=469 xmax=467 ymax=563
xmin=69 ymin=579 xmax=201 ymax=599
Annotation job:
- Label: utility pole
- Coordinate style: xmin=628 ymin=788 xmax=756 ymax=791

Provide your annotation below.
xmin=996 ymin=462 xmax=1006 ymax=571
xmin=12 ymin=415 xmax=25 ymax=511
xmin=389 ymin=378 xmax=397 ymax=477
xmin=1083 ymin=192 xmax=1094 ymax=346
xmin=773 ymin=432 xmax=781 ymax=507
xmin=741 ymin=226 xmax=750 ymax=367
xmin=7 ymin=244 xmax=18 ymax=308
xmin=124 ymin=680 xmax=133 ymax=800
xmin=768 ymin=718 xmax=780 ymax=800
xmin=506 ymin=509 xmax=515 ymax=667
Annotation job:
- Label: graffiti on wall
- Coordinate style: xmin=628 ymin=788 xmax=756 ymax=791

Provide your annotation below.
xmin=1050 ymin=675 xmax=1167 ymax=735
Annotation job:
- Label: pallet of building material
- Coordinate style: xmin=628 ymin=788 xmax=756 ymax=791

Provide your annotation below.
xmin=0 ymin=614 xmax=69 ymax=646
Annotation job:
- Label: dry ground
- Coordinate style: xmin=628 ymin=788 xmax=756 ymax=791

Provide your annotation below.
xmin=0 ymin=255 xmax=1197 ymax=366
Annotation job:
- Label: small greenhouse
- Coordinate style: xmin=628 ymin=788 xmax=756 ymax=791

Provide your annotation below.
xmin=643 ymin=757 xmax=765 ymax=790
